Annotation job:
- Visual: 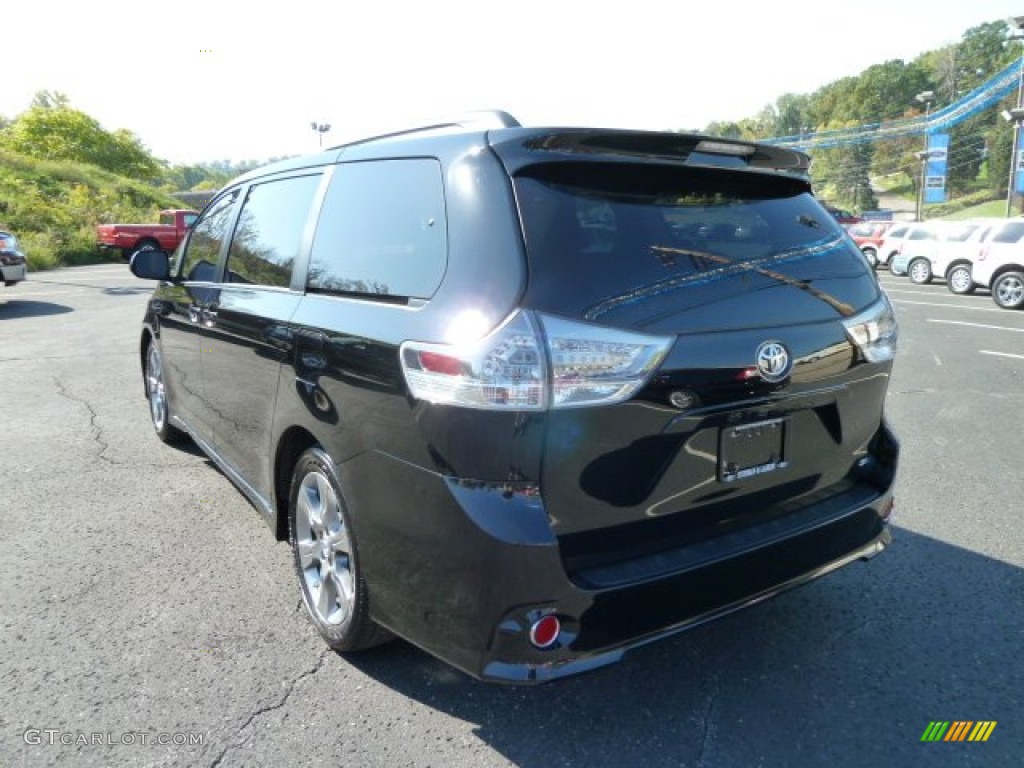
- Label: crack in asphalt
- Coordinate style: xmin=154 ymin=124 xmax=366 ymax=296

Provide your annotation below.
xmin=208 ymin=648 xmax=330 ymax=768
xmin=52 ymin=376 xmax=115 ymax=465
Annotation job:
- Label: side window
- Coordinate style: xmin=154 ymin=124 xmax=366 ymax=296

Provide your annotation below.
xmin=993 ymin=222 xmax=1024 ymax=244
xmin=179 ymin=191 xmax=239 ymax=282
xmin=308 ymin=159 xmax=447 ymax=299
xmin=888 ymin=226 xmax=907 ymax=239
xmin=183 ymin=213 xmax=198 ymax=229
xmin=225 ymin=175 xmax=321 ymax=288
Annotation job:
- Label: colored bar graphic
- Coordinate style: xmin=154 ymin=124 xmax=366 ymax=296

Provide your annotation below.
xmin=921 ymin=720 xmax=996 ymax=742
xmin=969 ymin=722 xmax=997 ymax=742
xmin=945 ymin=721 xmax=972 ymax=741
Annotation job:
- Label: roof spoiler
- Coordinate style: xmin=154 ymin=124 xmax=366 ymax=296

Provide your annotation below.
xmin=496 ymin=130 xmax=810 ymax=175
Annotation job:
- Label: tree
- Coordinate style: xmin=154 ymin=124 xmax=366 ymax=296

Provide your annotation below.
xmin=0 ymin=104 xmax=161 ymax=179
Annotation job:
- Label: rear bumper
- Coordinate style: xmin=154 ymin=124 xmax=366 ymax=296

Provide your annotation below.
xmin=345 ymin=424 xmax=898 ymax=684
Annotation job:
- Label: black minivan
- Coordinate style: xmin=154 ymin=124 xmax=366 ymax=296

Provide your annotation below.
xmin=130 ymin=112 xmax=898 ymax=683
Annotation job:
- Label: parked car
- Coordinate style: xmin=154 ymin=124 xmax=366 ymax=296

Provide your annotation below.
xmin=971 ymin=219 xmax=1024 ymax=309
xmin=0 ymin=230 xmax=28 ymax=287
xmin=900 ymin=220 xmax=995 ymax=286
xmin=875 ymin=223 xmax=912 ymax=268
xmin=823 ymin=205 xmax=863 ymax=227
xmin=96 ymin=209 xmax=198 ymax=261
xmin=129 ymin=113 xmax=899 ymax=683
xmin=889 ymin=223 xmax=942 ymax=276
xmin=847 ymin=220 xmax=896 ymax=267
xmin=930 ymin=219 xmax=1003 ymax=295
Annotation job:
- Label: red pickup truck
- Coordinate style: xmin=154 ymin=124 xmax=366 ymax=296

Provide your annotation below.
xmin=96 ymin=209 xmax=198 ymax=260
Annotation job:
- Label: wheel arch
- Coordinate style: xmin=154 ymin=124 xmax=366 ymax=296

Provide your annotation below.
xmin=945 ymin=259 xmax=972 ymax=276
xmin=991 ymin=263 xmax=1024 ymax=283
xmin=273 ymin=425 xmax=320 ymax=541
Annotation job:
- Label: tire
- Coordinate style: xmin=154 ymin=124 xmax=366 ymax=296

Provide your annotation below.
xmin=862 ymin=247 xmax=877 ymax=268
xmin=126 ymin=239 xmax=159 ymax=262
xmin=992 ymin=271 xmax=1024 ymax=310
xmin=908 ymin=258 xmax=932 ymax=285
xmin=946 ymin=264 xmax=975 ymax=295
xmin=289 ymin=447 xmax=391 ymax=652
xmin=145 ymin=341 xmax=186 ymax=444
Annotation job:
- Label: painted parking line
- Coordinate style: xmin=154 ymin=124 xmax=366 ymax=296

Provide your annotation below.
xmin=980 ymin=350 xmax=1024 ymax=360
xmin=892 ymin=300 xmax=1007 ymax=313
xmin=927 ymin=319 xmax=1024 ymax=333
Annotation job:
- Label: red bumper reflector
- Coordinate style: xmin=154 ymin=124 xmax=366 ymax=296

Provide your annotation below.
xmin=529 ymin=615 xmax=561 ymax=649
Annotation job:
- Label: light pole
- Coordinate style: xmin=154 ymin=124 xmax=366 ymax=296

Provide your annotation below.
xmin=1005 ymin=16 xmax=1024 ymax=216
xmin=311 ymin=121 xmax=332 ymax=148
xmin=914 ymin=90 xmax=935 ymax=222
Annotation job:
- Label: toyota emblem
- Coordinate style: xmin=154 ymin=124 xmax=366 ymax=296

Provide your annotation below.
xmin=756 ymin=341 xmax=791 ymax=382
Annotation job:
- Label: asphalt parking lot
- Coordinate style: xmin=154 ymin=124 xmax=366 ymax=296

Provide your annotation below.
xmin=1 ymin=264 xmax=1021 ymax=767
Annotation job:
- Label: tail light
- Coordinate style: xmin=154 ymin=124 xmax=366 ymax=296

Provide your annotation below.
xmin=842 ymin=295 xmax=898 ymax=363
xmin=400 ymin=310 xmax=672 ymax=411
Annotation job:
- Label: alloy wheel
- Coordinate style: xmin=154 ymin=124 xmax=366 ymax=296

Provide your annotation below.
xmin=909 ymin=260 xmax=931 ymax=284
xmin=948 ymin=267 xmax=972 ymax=294
xmin=995 ymin=274 xmax=1024 ymax=308
xmin=295 ymin=470 xmax=355 ymax=625
xmin=146 ymin=344 xmax=167 ymax=433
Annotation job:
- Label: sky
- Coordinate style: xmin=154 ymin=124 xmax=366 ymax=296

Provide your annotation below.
xmin=4 ymin=1 xmax=1024 ymax=166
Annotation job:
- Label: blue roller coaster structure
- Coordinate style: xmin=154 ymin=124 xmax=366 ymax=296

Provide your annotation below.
xmin=765 ymin=57 xmax=1024 ymax=150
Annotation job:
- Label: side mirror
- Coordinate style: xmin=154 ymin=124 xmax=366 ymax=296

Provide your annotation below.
xmin=130 ymin=249 xmax=171 ymax=281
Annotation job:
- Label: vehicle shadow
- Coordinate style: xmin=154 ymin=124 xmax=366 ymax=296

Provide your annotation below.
xmin=0 ymin=299 xmax=74 ymax=318
xmin=343 ymin=527 xmax=1022 ymax=766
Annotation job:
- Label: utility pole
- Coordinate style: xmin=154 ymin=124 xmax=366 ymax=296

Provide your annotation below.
xmin=1006 ymin=18 xmax=1024 ymax=216
xmin=914 ymin=91 xmax=935 ymax=222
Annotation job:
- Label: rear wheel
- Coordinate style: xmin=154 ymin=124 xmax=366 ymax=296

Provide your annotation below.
xmin=908 ymin=258 xmax=932 ymax=285
xmin=289 ymin=448 xmax=391 ymax=652
xmin=992 ymin=271 xmax=1024 ymax=310
xmin=946 ymin=264 xmax=975 ymax=295
xmin=862 ymin=247 xmax=877 ymax=268
xmin=127 ymin=239 xmax=159 ymax=262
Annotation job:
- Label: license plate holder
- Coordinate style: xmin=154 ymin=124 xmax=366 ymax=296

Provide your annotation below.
xmin=719 ymin=417 xmax=788 ymax=482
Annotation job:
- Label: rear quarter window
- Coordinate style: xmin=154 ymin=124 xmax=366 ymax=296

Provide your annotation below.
xmin=307 ymin=159 xmax=447 ymax=300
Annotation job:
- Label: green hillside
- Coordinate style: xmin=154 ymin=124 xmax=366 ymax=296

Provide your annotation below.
xmin=0 ymin=149 xmax=185 ymax=269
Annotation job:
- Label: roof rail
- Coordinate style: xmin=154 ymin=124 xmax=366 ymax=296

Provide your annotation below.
xmin=329 ymin=110 xmax=521 ymax=150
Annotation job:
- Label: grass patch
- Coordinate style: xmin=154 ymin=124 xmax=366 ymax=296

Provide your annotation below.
xmin=944 ymin=199 xmax=1008 ymax=220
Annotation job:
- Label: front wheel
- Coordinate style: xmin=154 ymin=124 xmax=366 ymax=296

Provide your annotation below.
xmin=908 ymin=258 xmax=932 ymax=285
xmin=992 ymin=271 xmax=1024 ymax=310
xmin=145 ymin=342 xmax=185 ymax=444
xmin=289 ymin=448 xmax=391 ymax=652
xmin=946 ymin=265 xmax=975 ymax=295
xmin=862 ymin=248 xmax=877 ymax=268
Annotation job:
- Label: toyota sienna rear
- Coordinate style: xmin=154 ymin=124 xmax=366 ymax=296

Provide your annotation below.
xmin=130 ymin=113 xmax=898 ymax=683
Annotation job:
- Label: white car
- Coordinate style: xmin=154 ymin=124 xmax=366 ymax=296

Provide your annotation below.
xmin=888 ymin=223 xmax=943 ymax=276
xmin=875 ymin=223 xmax=912 ymax=268
xmin=971 ymin=220 xmax=1024 ymax=309
xmin=902 ymin=220 xmax=999 ymax=290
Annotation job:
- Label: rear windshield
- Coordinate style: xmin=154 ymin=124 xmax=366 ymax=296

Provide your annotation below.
xmin=513 ymin=163 xmax=858 ymax=319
